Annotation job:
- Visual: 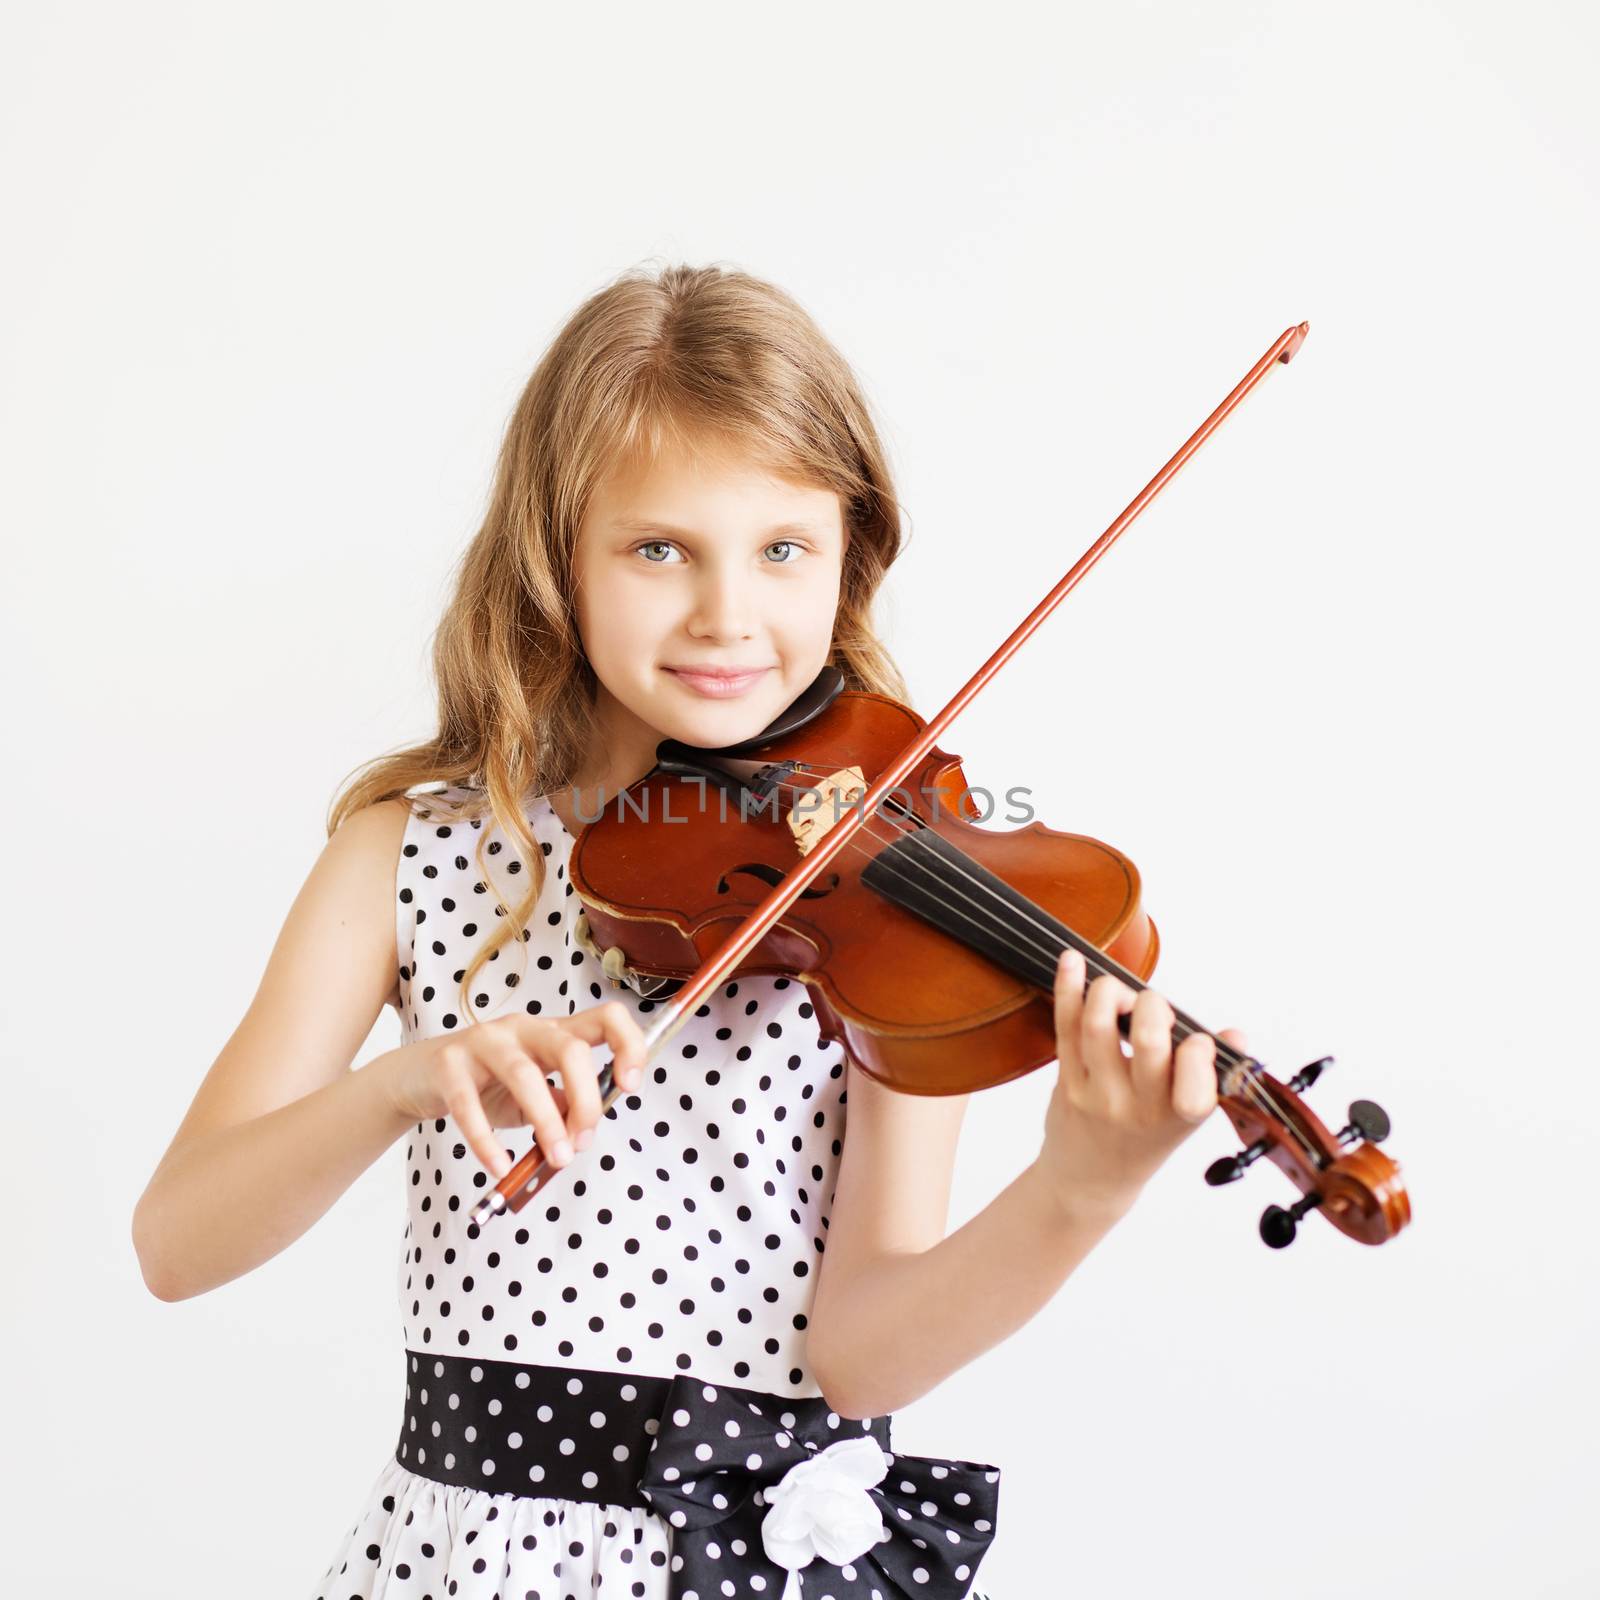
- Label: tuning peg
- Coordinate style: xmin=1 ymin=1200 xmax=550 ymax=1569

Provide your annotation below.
xmin=1286 ymin=1054 xmax=1334 ymax=1093
xmin=1336 ymin=1098 xmax=1391 ymax=1145
xmin=1259 ymin=1191 xmax=1323 ymax=1248
xmin=1205 ymin=1137 xmax=1271 ymax=1186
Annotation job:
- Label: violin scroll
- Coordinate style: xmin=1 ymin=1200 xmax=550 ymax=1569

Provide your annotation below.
xmin=1208 ymin=1052 xmax=1411 ymax=1247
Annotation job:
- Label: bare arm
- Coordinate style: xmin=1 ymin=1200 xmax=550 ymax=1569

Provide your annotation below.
xmin=807 ymin=1062 xmax=1129 ymax=1418
xmin=131 ymin=798 xmax=414 ymax=1301
xmin=807 ymin=955 xmax=1233 ymax=1420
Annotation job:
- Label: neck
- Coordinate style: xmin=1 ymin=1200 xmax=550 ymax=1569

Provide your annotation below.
xmin=564 ymin=686 xmax=666 ymax=816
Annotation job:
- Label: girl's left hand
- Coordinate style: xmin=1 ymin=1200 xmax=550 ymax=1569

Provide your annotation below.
xmin=1037 ymin=947 xmax=1242 ymax=1219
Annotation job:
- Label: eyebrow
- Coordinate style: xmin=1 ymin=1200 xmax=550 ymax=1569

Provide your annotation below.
xmin=612 ymin=518 xmax=818 ymax=539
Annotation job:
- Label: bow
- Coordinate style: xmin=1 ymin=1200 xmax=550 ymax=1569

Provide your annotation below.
xmin=637 ymin=1374 xmax=1000 ymax=1600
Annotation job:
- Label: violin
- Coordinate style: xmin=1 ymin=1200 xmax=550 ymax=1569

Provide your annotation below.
xmin=469 ymin=323 xmax=1412 ymax=1252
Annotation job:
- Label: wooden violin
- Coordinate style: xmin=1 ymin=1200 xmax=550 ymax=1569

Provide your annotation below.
xmin=469 ymin=322 xmax=1412 ymax=1250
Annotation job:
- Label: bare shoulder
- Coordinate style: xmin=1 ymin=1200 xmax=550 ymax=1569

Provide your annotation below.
xmin=333 ymin=794 xmax=414 ymax=892
xmin=295 ymin=796 xmax=415 ymax=1018
xmin=311 ymin=797 xmax=415 ymax=1010
xmin=810 ymin=1057 xmax=970 ymax=1322
xmin=145 ymin=796 xmax=415 ymax=1176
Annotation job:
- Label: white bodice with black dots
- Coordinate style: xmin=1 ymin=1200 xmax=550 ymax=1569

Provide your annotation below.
xmin=392 ymin=785 xmax=850 ymax=1397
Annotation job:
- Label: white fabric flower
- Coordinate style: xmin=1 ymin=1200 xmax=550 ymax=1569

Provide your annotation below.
xmin=760 ymin=1436 xmax=893 ymax=1598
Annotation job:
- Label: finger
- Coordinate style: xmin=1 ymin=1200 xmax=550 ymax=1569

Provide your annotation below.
xmin=1081 ymin=971 xmax=1137 ymax=1102
xmin=437 ymin=1044 xmax=513 ymax=1180
xmin=590 ymin=999 xmax=650 ymax=1098
xmin=551 ymin=1030 xmax=605 ymax=1153
xmin=1198 ymin=1027 xmax=1248 ymax=1103
xmin=483 ymin=1025 xmax=574 ymax=1167
xmin=504 ymin=1057 xmax=580 ymax=1165
xmin=1054 ymin=948 xmax=1088 ymax=1080
xmin=1125 ymin=987 xmax=1176 ymax=1106
xmin=531 ymin=1004 xmax=649 ymax=1093
xmin=1171 ymin=1030 xmax=1221 ymax=1124
xmin=536 ymin=1076 xmax=571 ymax=1124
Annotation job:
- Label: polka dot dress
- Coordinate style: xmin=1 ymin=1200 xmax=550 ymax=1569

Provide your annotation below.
xmin=312 ymin=786 xmax=1006 ymax=1599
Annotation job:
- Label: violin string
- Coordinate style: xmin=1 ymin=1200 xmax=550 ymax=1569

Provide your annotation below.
xmin=808 ymin=777 xmax=1319 ymax=1162
xmin=763 ymin=771 xmax=1310 ymax=1158
xmin=752 ymin=770 xmax=1315 ymax=1161
xmin=834 ymin=777 xmax=1315 ymax=1160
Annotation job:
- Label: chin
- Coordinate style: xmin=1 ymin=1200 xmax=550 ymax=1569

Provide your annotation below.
xmin=652 ymin=672 xmax=791 ymax=729
xmin=666 ymin=709 xmax=769 ymax=746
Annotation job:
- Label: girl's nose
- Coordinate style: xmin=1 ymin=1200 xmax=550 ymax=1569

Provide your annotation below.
xmin=687 ymin=569 xmax=757 ymax=640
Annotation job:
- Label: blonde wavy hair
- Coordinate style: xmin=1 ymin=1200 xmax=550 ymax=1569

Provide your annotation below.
xmin=329 ymin=260 xmax=913 ymax=1026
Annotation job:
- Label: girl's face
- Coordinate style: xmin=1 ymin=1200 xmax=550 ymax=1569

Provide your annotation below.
xmin=571 ymin=432 xmax=847 ymax=790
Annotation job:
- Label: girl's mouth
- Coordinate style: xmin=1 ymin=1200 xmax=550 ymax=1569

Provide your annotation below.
xmin=663 ymin=667 xmax=771 ymax=698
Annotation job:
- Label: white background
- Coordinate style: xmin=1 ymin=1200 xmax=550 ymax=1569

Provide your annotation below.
xmin=3 ymin=2 xmax=1596 ymax=1595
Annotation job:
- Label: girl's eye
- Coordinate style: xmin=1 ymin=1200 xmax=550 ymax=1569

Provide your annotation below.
xmin=633 ymin=539 xmax=804 ymax=565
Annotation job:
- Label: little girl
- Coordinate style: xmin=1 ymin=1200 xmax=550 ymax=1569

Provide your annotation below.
xmin=133 ymin=261 xmax=1244 ymax=1600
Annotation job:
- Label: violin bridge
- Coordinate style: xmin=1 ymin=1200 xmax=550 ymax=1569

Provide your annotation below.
xmin=788 ymin=767 xmax=869 ymax=856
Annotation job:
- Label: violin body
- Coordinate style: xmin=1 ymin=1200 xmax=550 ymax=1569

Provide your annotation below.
xmin=572 ymin=688 xmax=1160 ymax=1096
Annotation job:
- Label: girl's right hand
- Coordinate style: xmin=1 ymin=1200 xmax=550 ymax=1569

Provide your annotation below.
xmin=379 ymin=1004 xmax=650 ymax=1180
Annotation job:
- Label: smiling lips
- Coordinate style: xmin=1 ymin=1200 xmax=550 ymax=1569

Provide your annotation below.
xmin=663 ymin=666 xmax=773 ymax=698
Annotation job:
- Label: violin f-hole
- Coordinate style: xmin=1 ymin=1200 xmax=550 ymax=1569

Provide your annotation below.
xmin=718 ymin=863 xmax=841 ymax=900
